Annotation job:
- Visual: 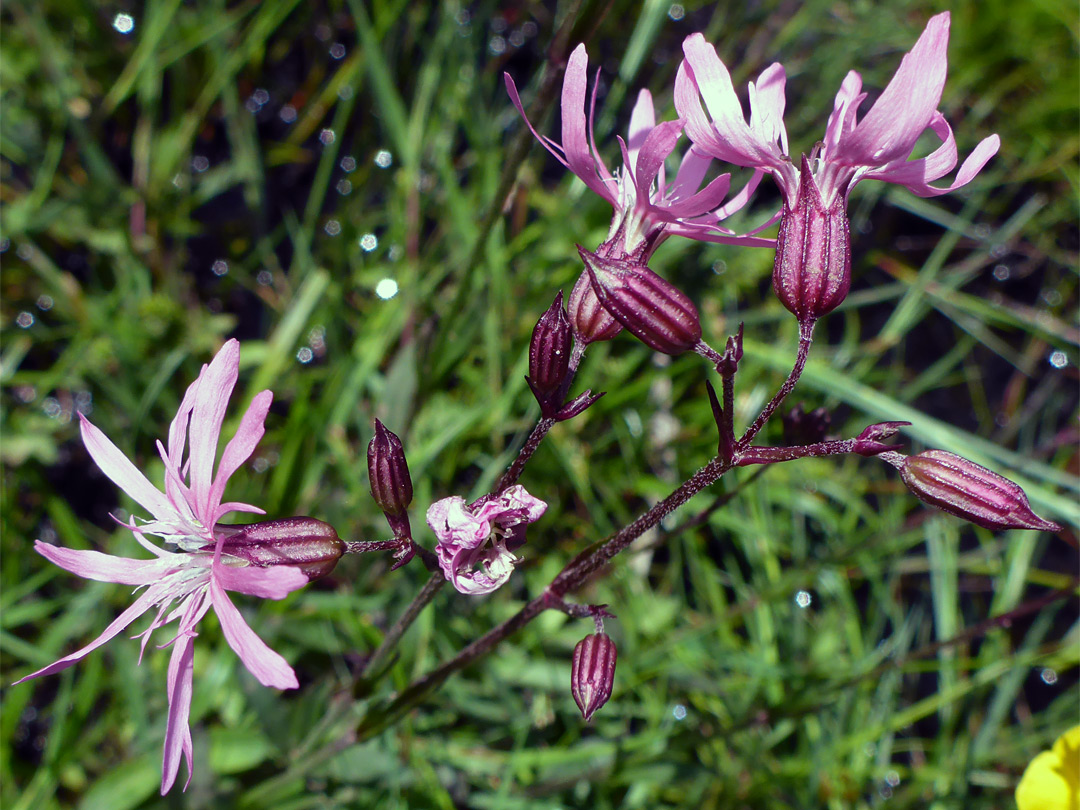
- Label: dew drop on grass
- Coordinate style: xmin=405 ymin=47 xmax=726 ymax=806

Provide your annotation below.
xmin=359 ymin=233 xmax=378 ymax=252
xmin=375 ymin=278 xmax=399 ymax=299
xmin=374 ymin=150 xmax=392 ymax=168
xmin=112 ymin=13 xmax=134 ymax=34
xmin=1048 ymin=350 xmax=1067 ymax=369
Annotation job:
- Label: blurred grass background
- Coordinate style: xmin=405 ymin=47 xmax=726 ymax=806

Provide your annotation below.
xmin=1 ymin=0 xmax=1077 ymax=807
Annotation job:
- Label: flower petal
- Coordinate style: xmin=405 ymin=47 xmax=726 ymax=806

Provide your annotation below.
xmin=427 ymin=496 xmax=490 ymax=549
xmin=208 ymin=388 xmax=272 ymax=529
xmin=749 ymin=62 xmax=789 ymax=156
xmin=13 ymin=587 xmax=160 ymax=684
xmin=160 ymin=633 xmax=195 ymax=794
xmin=188 ymin=340 xmax=240 ymax=526
xmin=837 ymin=12 xmax=950 ymax=167
xmin=214 ymin=562 xmax=308 ymax=600
xmin=33 ymin=540 xmax=160 ymax=585
xmin=863 ymin=119 xmax=999 ymax=197
xmin=79 ymin=414 xmax=180 ymax=527
xmin=676 ymin=35 xmax=787 ymax=172
xmin=633 ymin=120 xmax=683 ymax=206
xmin=559 ymin=44 xmax=617 ymax=203
xmin=627 ymin=89 xmax=658 ymax=176
xmin=210 ymin=578 xmax=298 ymax=689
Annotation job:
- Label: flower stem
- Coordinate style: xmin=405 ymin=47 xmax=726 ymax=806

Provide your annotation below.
xmin=739 ymin=319 xmax=815 ymax=446
xmin=358 ymin=571 xmax=446 ymax=684
xmin=492 ymin=342 xmax=585 ymax=494
xmin=356 ymin=454 xmax=732 ymax=735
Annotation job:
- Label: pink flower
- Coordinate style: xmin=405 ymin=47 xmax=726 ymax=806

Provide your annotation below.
xmin=675 ymin=12 xmax=1000 ymax=208
xmin=505 ymin=43 xmax=773 ymax=262
xmin=13 ymin=339 xmax=311 ymax=794
xmin=427 ymin=486 xmax=547 ymax=595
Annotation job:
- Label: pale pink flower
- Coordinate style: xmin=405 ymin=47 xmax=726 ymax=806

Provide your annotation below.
xmin=675 ymin=12 xmax=1000 ymax=209
xmin=427 ymin=486 xmax=547 ymax=595
xmin=14 ymin=339 xmax=310 ymax=794
xmin=505 ymin=43 xmax=772 ymax=262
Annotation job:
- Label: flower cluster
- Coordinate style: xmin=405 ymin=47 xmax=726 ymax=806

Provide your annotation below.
xmin=508 ymin=11 xmax=999 ymax=334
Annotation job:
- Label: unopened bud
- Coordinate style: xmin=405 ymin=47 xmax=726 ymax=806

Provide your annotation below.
xmin=568 ymin=271 xmax=622 ymax=345
xmin=851 ymin=420 xmax=909 ymax=455
xmin=368 ymin=420 xmax=413 ymax=516
xmin=893 ymin=450 xmax=1061 ymax=532
xmin=772 ymin=155 xmax=851 ymax=323
xmin=578 ymin=246 xmax=701 ymax=355
xmin=571 ymin=632 xmax=617 ymax=722
xmin=214 ymin=518 xmax=345 ymax=581
xmin=526 ymin=292 xmax=573 ymax=416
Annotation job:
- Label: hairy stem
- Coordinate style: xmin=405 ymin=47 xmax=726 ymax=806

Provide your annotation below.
xmin=356 ymin=454 xmax=732 ymax=736
xmin=358 ymin=572 xmax=446 ymax=683
xmin=739 ymin=319 xmax=815 ymax=446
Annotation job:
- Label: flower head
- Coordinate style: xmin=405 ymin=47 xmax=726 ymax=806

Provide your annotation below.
xmin=676 ymin=13 xmax=1000 ymax=322
xmin=427 ymin=485 xmax=547 ymax=595
xmin=506 ymin=43 xmax=772 ymax=262
xmin=676 ymin=13 xmax=1000 ymax=206
xmin=14 ymin=340 xmax=323 ymax=794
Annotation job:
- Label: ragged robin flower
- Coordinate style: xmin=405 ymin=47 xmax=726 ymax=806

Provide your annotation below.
xmin=506 ymin=43 xmax=772 ymax=342
xmin=675 ymin=12 xmax=1000 ymax=322
xmin=13 ymin=340 xmax=338 ymax=794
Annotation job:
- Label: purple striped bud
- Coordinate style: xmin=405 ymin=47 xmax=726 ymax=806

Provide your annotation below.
xmin=368 ymin=420 xmax=413 ymax=540
xmin=568 ymin=271 xmax=622 ymax=345
xmin=578 ymin=246 xmax=701 ymax=355
xmin=213 ymin=517 xmax=345 ymax=581
xmin=772 ymin=155 xmax=851 ymax=323
xmin=368 ymin=420 xmax=412 ymax=514
xmin=527 ymin=292 xmax=572 ymax=416
xmin=893 ymin=450 xmax=1060 ymax=532
xmin=571 ymin=632 xmax=617 ymax=722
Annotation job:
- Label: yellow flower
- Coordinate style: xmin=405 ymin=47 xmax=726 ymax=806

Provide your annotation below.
xmin=1016 ymin=726 xmax=1080 ymax=810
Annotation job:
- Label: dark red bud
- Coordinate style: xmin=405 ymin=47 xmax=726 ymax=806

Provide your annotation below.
xmin=571 ymin=632 xmax=617 ymax=722
xmin=772 ymin=155 xmax=851 ymax=323
xmin=896 ymin=450 xmax=1061 ymax=532
xmin=368 ymin=420 xmax=413 ymax=518
xmin=214 ymin=517 xmax=345 ymax=581
xmin=568 ymin=271 xmax=623 ymax=345
xmin=527 ymin=292 xmax=573 ymax=416
xmin=578 ymin=245 xmax=702 ymax=355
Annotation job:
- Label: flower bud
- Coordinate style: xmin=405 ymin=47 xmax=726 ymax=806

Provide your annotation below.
xmin=368 ymin=420 xmax=413 ymax=517
xmin=214 ymin=517 xmax=345 ymax=581
xmin=896 ymin=450 xmax=1061 ymax=532
xmin=568 ymin=271 xmax=622 ymax=345
xmin=772 ymin=155 xmax=851 ymax=323
xmin=578 ymin=245 xmax=701 ymax=355
xmin=571 ymin=632 xmax=617 ymax=722
xmin=526 ymin=292 xmax=573 ymax=415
